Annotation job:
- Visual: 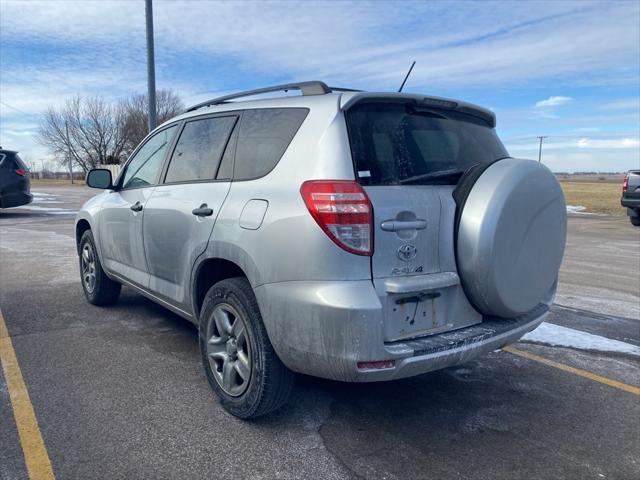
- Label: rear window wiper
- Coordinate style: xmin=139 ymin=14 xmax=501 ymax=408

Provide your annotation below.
xmin=398 ymin=169 xmax=465 ymax=185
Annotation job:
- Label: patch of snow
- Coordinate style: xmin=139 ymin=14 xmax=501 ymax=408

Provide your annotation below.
xmin=522 ymin=322 xmax=640 ymax=356
xmin=566 ymin=205 xmax=586 ymax=213
xmin=20 ymin=191 xmax=75 ymax=214
xmin=0 ymin=226 xmax=78 ymax=284
xmin=32 ymin=199 xmax=63 ymax=204
xmin=19 ymin=205 xmax=77 ymax=215
xmin=565 ymin=205 xmax=605 ymax=216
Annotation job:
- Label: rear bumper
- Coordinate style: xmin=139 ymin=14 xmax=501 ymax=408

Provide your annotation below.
xmin=254 ymin=280 xmax=548 ymax=382
xmin=621 ymin=196 xmax=640 ymax=210
xmin=0 ymin=190 xmax=33 ymax=208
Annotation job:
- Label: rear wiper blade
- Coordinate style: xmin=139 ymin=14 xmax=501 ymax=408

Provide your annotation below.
xmin=399 ymin=169 xmax=465 ymax=185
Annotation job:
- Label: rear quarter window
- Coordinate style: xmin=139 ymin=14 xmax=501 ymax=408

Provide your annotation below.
xmin=346 ymin=103 xmax=508 ymax=185
xmin=233 ymin=108 xmax=308 ymax=180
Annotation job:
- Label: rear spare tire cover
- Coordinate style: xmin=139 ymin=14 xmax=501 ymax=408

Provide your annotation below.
xmin=456 ymin=158 xmax=566 ymax=318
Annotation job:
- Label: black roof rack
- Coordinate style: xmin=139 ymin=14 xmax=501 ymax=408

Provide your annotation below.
xmin=185 ymin=81 xmax=363 ymax=112
xmin=328 ymin=86 xmax=363 ymax=93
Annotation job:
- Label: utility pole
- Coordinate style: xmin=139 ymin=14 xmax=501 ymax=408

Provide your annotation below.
xmin=537 ymin=136 xmax=548 ymax=163
xmin=145 ymin=0 xmax=157 ymax=132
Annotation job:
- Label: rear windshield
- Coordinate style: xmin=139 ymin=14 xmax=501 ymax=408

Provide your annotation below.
xmin=345 ymin=102 xmax=508 ymax=185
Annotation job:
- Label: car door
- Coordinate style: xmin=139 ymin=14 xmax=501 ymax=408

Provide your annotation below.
xmin=99 ymin=124 xmax=179 ymax=288
xmin=142 ymin=114 xmax=238 ymax=311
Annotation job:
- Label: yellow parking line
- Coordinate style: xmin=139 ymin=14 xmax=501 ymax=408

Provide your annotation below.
xmin=504 ymin=346 xmax=640 ymax=396
xmin=0 ymin=308 xmax=55 ymax=480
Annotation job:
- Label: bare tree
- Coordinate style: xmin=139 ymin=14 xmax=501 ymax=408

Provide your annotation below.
xmin=123 ymin=89 xmax=184 ymax=153
xmin=19 ymin=154 xmax=36 ymax=172
xmin=38 ymin=96 xmax=128 ymax=172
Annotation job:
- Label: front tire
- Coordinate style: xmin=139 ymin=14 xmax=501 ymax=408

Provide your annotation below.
xmin=79 ymin=230 xmax=121 ymax=305
xmin=630 ymin=215 xmax=640 ymax=227
xmin=199 ymin=277 xmax=294 ymax=419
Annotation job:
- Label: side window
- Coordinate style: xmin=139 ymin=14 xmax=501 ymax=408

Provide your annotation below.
xmin=233 ymin=108 xmax=308 ymax=180
xmin=122 ymin=125 xmax=178 ymax=189
xmin=165 ymin=116 xmax=237 ymax=184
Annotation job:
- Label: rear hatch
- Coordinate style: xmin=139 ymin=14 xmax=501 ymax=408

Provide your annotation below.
xmin=623 ymin=171 xmax=640 ymax=200
xmin=345 ymin=100 xmax=509 ymax=342
xmin=0 ymin=151 xmax=30 ymax=192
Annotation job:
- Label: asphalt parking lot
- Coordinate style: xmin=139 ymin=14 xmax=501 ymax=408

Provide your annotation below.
xmin=1 ymin=185 xmax=639 ymax=480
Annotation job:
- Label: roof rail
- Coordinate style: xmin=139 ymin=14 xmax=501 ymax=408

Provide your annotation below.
xmin=328 ymin=86 xmax=363 ymax=93
xmin=186 ymin=81 xmax=333 ymax=112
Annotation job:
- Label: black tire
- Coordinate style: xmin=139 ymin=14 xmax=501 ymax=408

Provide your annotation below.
xmin=630 ymin=216 xmax=640 ymax=227
xmin=79 ymin=230 xmax=121 ymax=305
xmin=199 ymin=277 xmax=294 ymax=419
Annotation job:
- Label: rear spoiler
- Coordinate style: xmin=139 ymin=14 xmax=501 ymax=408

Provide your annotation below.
xmin=340 ymin=93 xmax=496 ymax=128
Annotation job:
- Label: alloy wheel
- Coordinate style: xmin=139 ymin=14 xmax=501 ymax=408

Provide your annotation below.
xmin=81 ymin=243 xmax=97 ymax=294
xmin=206 ymin=303 xmax=252 ymax=396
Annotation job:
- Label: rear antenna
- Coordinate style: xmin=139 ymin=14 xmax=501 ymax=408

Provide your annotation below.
xmin=398 ymin=61 xmax=416 ymax=92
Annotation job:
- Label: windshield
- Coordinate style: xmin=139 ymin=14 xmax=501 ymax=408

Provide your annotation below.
xmin=345 ymin=102 xmax=508 ymax=186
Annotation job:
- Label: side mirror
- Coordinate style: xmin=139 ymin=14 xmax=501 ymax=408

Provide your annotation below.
xmin=86 ymin=169 xmax=113 ymax=189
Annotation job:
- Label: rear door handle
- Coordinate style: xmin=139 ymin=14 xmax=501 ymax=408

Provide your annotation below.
xmin=192 ymin=204 xmax=214 ymax=217
xmin=130 ymin=201 xmax=143 ymax=212
xmin=380 ymin=220 xmax=427 ymax=232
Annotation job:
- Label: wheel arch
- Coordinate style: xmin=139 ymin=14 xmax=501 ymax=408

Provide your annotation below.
xmin=191 ymin=257 xmax=249 ymax=320
xmin=75 ymin=218 xmax=92 ymax=255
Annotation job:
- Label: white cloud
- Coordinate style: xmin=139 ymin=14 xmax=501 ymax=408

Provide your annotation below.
xmin=576 ymin=137 xmax=640 ymax=149
xmin=572 ymin=127 xmax=601 ymax=132
xmin=600 ymin=98 xmax=640 ymax=111
xmin=1 ymin=0 xmax=639 ymax=172
xmin=1 ymin=0 xmax=639 ymax=90
xmin=505 ymin=132 xmax=640 ymax=171
xmin=535 ymin=96 xmax=573 ymax=108
xmin=507 ymin=135 xmax=640 ymax=151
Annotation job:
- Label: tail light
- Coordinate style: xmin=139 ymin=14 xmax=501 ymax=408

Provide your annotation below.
xmin=300 ymin=180 xmax=373 ymax=256
xmin=15 ymin=169 xmax=26 ymax=176
xmin=623 ymin=173 xmax=629 ymax=193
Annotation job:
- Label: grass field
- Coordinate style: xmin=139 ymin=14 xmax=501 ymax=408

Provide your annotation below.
xmin=560 ymin=180 xmax=624 ymax=216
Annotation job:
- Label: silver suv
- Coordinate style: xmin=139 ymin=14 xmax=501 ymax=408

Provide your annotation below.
xmin=77 ymin=82 xmax=567 ymax=418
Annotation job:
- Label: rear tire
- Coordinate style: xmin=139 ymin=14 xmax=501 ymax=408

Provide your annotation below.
xmin=79 ymin=230 xmax=121 ymax=305
xmin=199 ymin=277 xmax=294 ymax=419
xmin=630 ymin=216 xmax=640 ymax=227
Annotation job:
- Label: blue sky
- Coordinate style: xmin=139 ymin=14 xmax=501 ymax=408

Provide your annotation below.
xmin=0 ymin=0 xmax=638 ymax=172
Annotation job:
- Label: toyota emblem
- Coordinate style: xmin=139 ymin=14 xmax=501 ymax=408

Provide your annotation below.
xmin=397 ymin=244 xmax=417 ymax=261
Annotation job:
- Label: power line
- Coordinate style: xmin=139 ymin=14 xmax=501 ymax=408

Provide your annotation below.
xmin=0 ymin=101 xmax=31 ymax=116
